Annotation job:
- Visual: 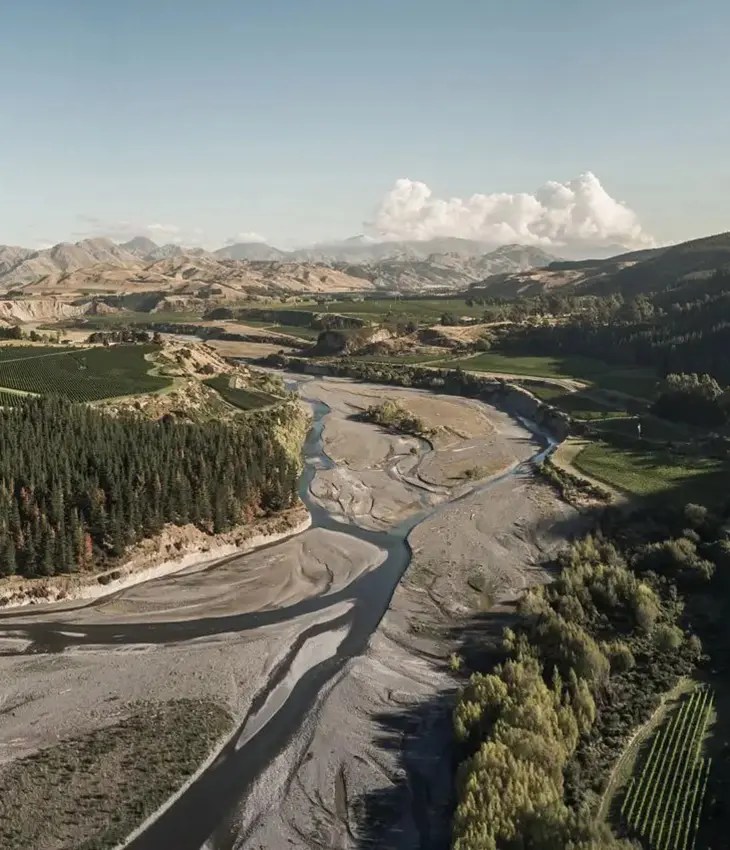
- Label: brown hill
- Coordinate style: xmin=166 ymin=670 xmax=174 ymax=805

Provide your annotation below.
xmin=0 ymin=251 xmax=375 ymax=300
xmin=0 ymin=298 xmax=107 ymax=323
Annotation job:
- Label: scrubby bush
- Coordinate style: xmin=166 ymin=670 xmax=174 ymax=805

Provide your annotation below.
xmin=684 ymin=502 xmax=710 ymax=529
xmin=653 ymin=372 xmax=726 ymax=426
xmin=606 ymin=641 xmax=636 ymax=673
xmin=362 ymin=399 xmax=435 ymax=439
xmin=653 ymin=623 xmax=684 ymax=652
xmin=687 ymin=633 xmax=703 ymax=658
xmin=451 ymin=506 xmax=729 ymax=848
xmin=634 ymin=537 xmax=715 ymax=585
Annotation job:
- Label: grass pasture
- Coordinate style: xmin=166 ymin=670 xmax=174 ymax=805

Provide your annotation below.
xmin=328 ymin=296 xmax=485 ymax=323
xmin=257 ymin=296 xmax=486 ymax=324
xmin=591 ymin=414 xmax=692 ymax=442
xmin=437 ymin=350 xmax=659 ymax=398
xmin=350 ymin=352 xmax=448 ymax=365
xmin=572 ymin=439 xmax=730 ymax=502
xmin=265 ymin=324 xmax=320 ymax=340
xmin=0 ymin=345 xmax=170 ymax=402
xmin=60 ymin=311 xmax=205 ymax=329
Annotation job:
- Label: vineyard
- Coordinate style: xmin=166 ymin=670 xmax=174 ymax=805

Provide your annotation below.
xmin=0 ymin=390 xmax=26 ymax=407
xmin=0 ymin=345 xmax=171 ymax=402
xmin=0 ymin=345 xmax=67 ymax=362
xmin=204 ymin=375 xmax=276 ymax=410
xmin=620 ymin=686 xmax=713 ymax=850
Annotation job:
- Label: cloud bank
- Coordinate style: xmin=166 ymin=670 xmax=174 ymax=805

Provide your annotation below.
xmin=73 ymin=216 xmax=201 ymax=246
xmin=369 ymin=172 xmax=653 ymax=251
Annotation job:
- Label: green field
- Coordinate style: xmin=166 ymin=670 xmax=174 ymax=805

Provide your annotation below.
xmin=0 ymin=345 xmax=170 ymax=402
xmin=330 ymin=297 xmax=484 ymax=322
xmin=524 ymin=386 xmax=650 ymax=421
xmin=438 ymin=351 xmax=659 ymax=398
xmin=204 ymin=375 xmax=277 ymax=410
xmin=549 ymin=391 xmax=631 ymax=420
xmin=591 ymin=415 xmax=692 ymax=442
xmin=259 ymin=297 xmax=485 ymax=323
xmin=573 ymin=439 xmax=730 ymax=500
xmin=266 ymin=325 xmax=320 ymax=340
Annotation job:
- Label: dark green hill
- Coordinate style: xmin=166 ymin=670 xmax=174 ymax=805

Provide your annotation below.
xmin=598 ymin=231 xmax=730 ymax=295
xmin=469 ymin=233 xmax=730 ymax=300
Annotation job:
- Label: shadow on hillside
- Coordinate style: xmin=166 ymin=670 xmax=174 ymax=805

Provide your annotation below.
xmin=350 ymin=603 xmax=525 ymax=848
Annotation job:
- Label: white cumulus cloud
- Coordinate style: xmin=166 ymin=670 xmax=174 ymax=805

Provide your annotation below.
xmin=368 ymin=172 xmax=653 ymax=251
xmin=225 ymin=232 xmax=268 ymax=245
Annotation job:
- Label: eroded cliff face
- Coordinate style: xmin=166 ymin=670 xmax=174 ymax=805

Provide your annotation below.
xmin=310 ymin=326 xmax=396 ymax=356
xmin=0 ymin=299 xmax=90 ymax=323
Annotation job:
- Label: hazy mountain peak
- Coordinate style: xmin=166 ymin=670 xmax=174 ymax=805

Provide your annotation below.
xmin=121 ymin=236 xmax=160 ymax=256
xmin=213 ymin=242 xmax=286 ymax=261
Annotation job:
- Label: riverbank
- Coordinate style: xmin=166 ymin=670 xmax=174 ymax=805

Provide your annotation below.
xmin=0 ymin=504 xmax=311 ymax=611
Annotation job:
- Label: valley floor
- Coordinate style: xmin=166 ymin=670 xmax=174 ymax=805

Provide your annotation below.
xmin=0 ymin=377 xmax=578 ymax=850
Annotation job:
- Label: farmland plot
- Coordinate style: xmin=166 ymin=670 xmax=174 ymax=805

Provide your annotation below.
xmin=621 ymin=687 xmax=713 ymax=850
xmin=0 ymin=345 xmax=170 ymax=401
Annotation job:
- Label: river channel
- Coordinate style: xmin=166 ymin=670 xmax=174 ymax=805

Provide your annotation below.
xmin=0 ymin=378 xmax=554 ymax=850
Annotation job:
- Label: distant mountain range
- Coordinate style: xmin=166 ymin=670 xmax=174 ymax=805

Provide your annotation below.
xmin=1 ymin=232 xmax=726 ymax=303
xmin=0 ymin=236 xmax=559 ymax=295
xmin=120 ymin=234 xmax=558 ymax=265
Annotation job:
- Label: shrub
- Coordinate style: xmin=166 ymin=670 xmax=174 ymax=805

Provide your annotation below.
xmin=653 ymin=623 xmax=684 ymax=652
xmin=687 ymin=633 xmax=703 ymax=658
xmin=450 ymin=653 xmax=464 ymax=673
xmin=362 ymin=399 xmax=435 ymax=439
xmin=606 ymin=641 xmax=636 ymax=673
xmin=684 ymin=503 xmax=710 ymax=529
xmin=634 ymin=537 xmax=715 ymax=585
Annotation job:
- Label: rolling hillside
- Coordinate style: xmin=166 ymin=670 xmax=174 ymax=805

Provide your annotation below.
xmin=469 ymin=232 xmax=730 ymax=298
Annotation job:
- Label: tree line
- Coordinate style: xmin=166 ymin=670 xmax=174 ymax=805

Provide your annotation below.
xmin=504 ymin=270 xmax=730 ymax=386
xmin=0 ymin=396 xmax=301 ymax=579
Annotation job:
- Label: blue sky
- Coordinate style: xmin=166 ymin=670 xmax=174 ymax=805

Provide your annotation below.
xmin=1 ymin=0 xmax=728 ymax=251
